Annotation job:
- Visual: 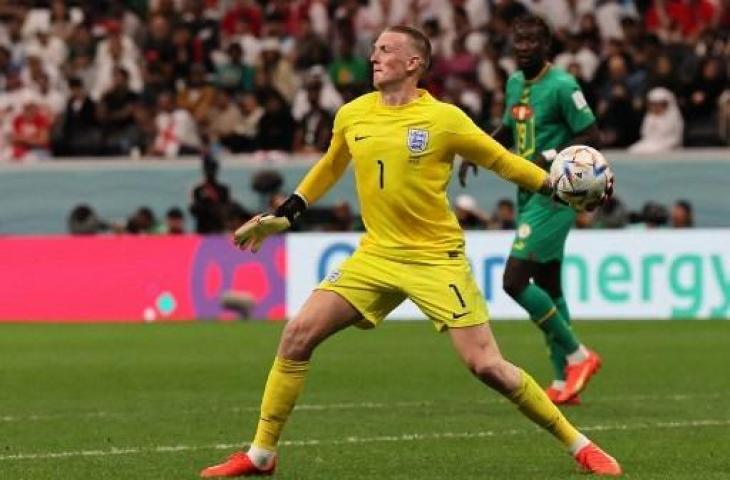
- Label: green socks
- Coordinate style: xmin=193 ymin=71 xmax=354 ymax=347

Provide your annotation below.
xmin=516 ymin=285 xmax=580 ymax=380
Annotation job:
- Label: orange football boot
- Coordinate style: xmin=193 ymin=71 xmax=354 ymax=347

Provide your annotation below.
xmin=574 ymin=442 xmax=622 ymax=476
xmin=558 ymin=351 xmax=602 ymax=403
xmin=545 ymin=386 xmax=581 ymax=405
xmin=200 ymin=452 xmax=276 ymax=477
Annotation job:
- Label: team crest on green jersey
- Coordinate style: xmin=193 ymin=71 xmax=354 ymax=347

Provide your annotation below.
xmin=511 ymin=103 xmax=533 ymax=121
xmin=407 ymin=128 xmax=429 ymax=153
xmin=512 ymin=103 xmax=536 ymax=158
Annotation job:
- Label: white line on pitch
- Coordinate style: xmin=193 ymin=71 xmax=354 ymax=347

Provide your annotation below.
xmin=2 ymin=392 xmax=727 ymax=423
xmin=2 ymin=418 xmax=729 ymax=461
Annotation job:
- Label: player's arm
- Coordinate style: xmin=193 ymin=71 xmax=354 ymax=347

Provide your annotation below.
xmin=451 ymin=130 xmax=551 ymax=195
xmin=458 ymin=124 xmax=512 ymax=186
xmin=234 ymin=131 xmax=351 ymax=252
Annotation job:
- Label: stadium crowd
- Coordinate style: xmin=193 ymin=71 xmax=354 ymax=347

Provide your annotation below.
xmin=0 ymin=0 xmax=728 ymax=163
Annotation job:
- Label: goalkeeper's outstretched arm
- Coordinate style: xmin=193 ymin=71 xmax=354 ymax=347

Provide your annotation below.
xmin=451 ymin=132 xmax=553 ymax=195
xmin=234 ymin=132 xmax=351 ymax=252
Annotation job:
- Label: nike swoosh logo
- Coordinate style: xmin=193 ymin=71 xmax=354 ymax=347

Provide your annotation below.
xmin=354 ymin=135 xmax=371 ymax=142
xmin=452 ymin=311 xmax=470 ymax=319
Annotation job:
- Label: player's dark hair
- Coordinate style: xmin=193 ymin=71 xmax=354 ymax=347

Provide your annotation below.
xmin=384 ymin=25 xmax=432 ymax=72
xmin=513 ymin=14 xmax=552 ymax=43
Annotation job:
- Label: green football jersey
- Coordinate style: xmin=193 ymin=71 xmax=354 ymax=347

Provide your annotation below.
xmin=502 ymin=65 xmax=595 ymax=262
xmin=502 ymin=65 xmax=596 ymax=213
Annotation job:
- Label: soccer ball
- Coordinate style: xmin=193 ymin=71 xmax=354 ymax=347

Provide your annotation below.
xmin=549 ymin=145 xmax=613 ymax=211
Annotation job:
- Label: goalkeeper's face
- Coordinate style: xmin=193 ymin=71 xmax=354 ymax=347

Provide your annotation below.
xmin=370 ymin=32 xmax=422 ymax=90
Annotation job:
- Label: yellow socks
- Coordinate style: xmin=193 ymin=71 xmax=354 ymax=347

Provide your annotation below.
xmin=508 ymin=369 xmax=584 ymax=449
xmin=252 ymin=356 xmax=310 ymax=451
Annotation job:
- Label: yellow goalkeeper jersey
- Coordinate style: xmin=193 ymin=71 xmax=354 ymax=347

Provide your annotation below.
xmin=297 ymin=90 xmax=546 ymax=262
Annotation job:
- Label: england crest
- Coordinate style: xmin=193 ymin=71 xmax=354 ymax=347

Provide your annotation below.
xmin=407 ymin=128 xmax=429 ymax=153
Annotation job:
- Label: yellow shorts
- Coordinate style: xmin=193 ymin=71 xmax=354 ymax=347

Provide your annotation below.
xmin=318 ymin=249 xmax=489 ymax=332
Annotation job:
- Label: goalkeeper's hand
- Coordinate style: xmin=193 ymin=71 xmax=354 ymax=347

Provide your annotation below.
xmin=234 ymin=214 xmax=290 ymax=253
xmin=233 ymin=193 xmax=307 ymax=253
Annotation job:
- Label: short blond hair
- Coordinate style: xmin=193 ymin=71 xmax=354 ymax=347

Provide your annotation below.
xmin=384 ymin=25 xmax=432 ymax=72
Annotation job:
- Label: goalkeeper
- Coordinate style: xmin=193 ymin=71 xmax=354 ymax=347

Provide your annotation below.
xmin=201 ymin=25 xmax=621 ymax=478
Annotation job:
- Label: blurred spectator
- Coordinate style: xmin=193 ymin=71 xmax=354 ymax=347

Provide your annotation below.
xmin=21 ymin=54 xmax=63 ymax=95
xmin=683 ymin=57 xmax=727 ymax=146
xmin=595 ymin=53 xmax=643 ymax=107
xmin=328 ymin=35 xmax=368 ymax=91
xmin=67 ymin=25 xmax=96 ymax=65
xmin=165 ymin=207 xmax=186 ymax=234
xmin=258 ymin=37 xmax=296 ymax=102
xmin=221 ymin=0 xmax=263 ymax=38
xmin=170 ymin=24 xmax=195 ymax=83
xmin=592 ymin=196 xmax=629 ymax=228
xmin=330 ymin=201 xmax=357 ymax=231
xmin=205 ymin=88 xmax=247 ymax=152
xmin=629 ymin=87 xmax=684 ymax=153
xmin=177 ymin=64 xmax=216 ymax=123
xmin=97 ymin=67 xmax=140 ymax=155
xmin=229 ymin=19 xmax=263 ymax=67
xmin=554 ymin=33 xmax=599 ymax=83
xmin=32 ymin=72 xmax=65 ymax=118
xmin=522 ymin=0 xmax=589 ymax=35
xmin=291 ymin=66 xmax=343 ymax=122
xmin=597 ymin=82 xmax=641 ymax=147
xmin=224 ymin=201 xmax=254 ymax=233
xmin=232 ymin=92 xmax=265 ymax=152
xmin=671 ymin=199 xmax=694 ymax=228
xmin=490 ymin=198 xmax=516 ymax=230
xmin=0 ymin=45 xmax=14 ymax=90
xmin=126 ymin=206 xmax=161 ymax=234
xmin=645 ymin=52 xmax=681 ymax=93
xmin=151 ymin=91 xmax=202 ymax=157
xmin=48 ymin=1 xmax=80 ymax=42
xmin=215 ymin=43 xmax=255 ymax=93
xmin=67 ymin=204 xmax=107 ymax=235
xmin=24 ymin=24 xmax=67 ymax=68
xmin=293 ymin=77 xmax=334 ymax=153
xmin=190 ymin=154 xmax=231 ymax=234
xmin=10 ymin=99 xmax=52 ymax=161
xmin=1 ymin=16 xmax=25 ymax=66
xmin=645 ymin=0 xmax=720 ymax=42
xmin=293 ymin=17 xmax=332 ymax=71
xmin=54 ymin=77 xmax=100 ymax=156
xmin=143 ymin=15 xmax=175 ymax=75
xmin=180 ymin=0 xmax=219 ymax=72
xmin=251 ymin=169 xmax=284 ymax=209
xmin=720 ymin=91 xmax=730 ymax=145
xmin=436 ymin=34 xmax=479 ymax=82
xmin=476 ymin=42 xmax=506 ymax=96
xmin=69 ymin=53 xmax=97 ymax=93
xmin=256 ymin=89 xmax=295 ymax=153
xmin=93 ymin=22 xmax=141 ymax=96
xmin=595 ymin=0 xmax=639 ymax=41
xmin=454 ymin=194 xmax=489 ymax=230
xmin=631 ymin=201 xmax=669 ymax=228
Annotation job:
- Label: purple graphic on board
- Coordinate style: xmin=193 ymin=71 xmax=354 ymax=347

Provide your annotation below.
xmin=190 ymin=235 xmax=286 ymax=320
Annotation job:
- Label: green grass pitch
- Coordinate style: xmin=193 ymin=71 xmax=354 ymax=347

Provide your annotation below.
xmin=1 ymin=320 xmax=729 ymax=479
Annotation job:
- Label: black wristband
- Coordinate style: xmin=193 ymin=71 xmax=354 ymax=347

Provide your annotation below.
xmin=273 ymin=194 xmax=307 ymax=224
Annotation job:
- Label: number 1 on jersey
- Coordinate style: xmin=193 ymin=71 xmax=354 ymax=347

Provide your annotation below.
xmin=377 ymin=160 xmax=384 ymax=189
